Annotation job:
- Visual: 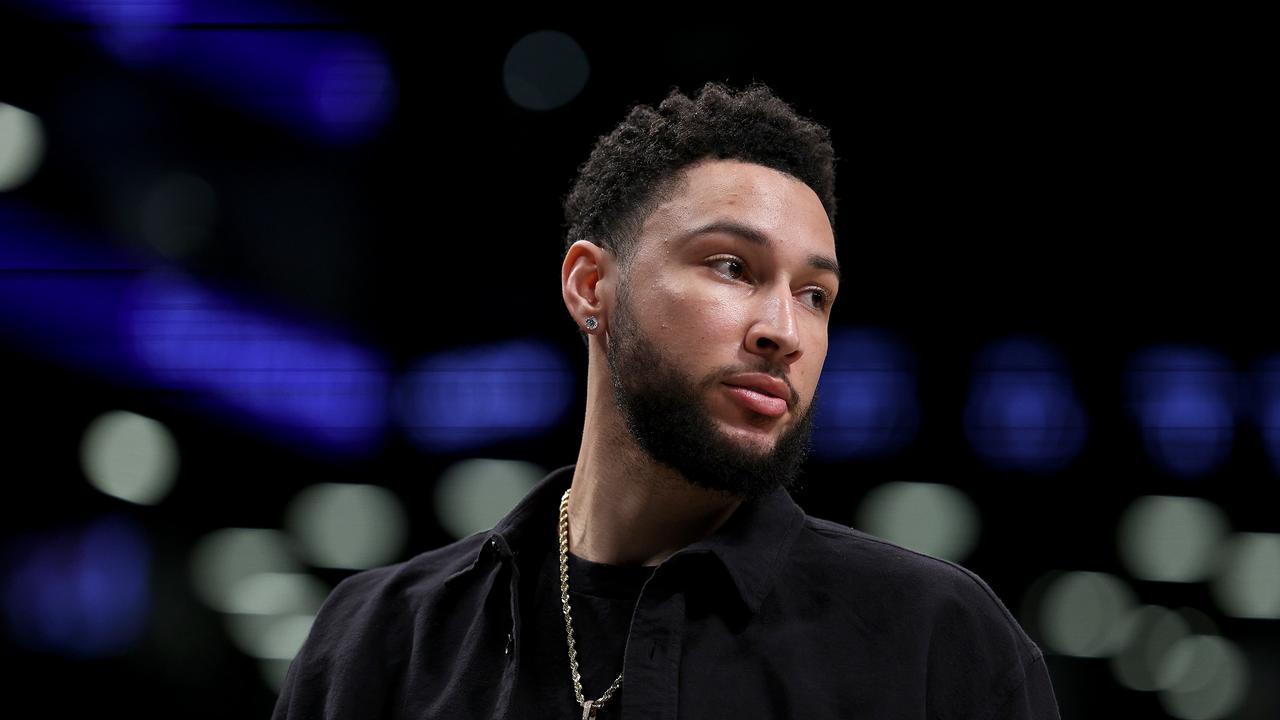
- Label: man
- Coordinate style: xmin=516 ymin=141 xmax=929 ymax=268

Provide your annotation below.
xmin=272 ymin=82 xmax=1061 ymax=719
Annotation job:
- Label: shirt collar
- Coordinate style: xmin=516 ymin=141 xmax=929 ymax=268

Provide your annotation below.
xmin=446 ymin=463 xmax=808 ymax=616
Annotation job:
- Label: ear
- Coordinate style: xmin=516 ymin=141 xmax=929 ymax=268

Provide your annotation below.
xmin=562 ymin=240 xmax=613 ymax=333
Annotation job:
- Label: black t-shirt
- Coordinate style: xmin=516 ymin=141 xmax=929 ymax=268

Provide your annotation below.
xmin=513 ymin=543 xmax=656 ymax=719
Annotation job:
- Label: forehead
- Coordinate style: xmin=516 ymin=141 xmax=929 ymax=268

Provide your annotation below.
xmin=641 ymin=158 xmax=836 ymax=262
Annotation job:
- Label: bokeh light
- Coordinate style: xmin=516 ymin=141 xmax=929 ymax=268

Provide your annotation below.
xmin=853 ymin=481 xmax=980 ymax=562
xmin=34 ymin=1 xmax=394 ymax=142
xmin=1249 ymin=356 xmax=1280 ymax=474
xmin=397 ymin=339 xmax=574 ymax=452
xmin=284 ymin=483 xmax=408 ymax=570
xmin=225 ymin=613 xmax=315 ymax=661
xmin=80 ymin=409 xmax=180 ymax=506
xmin=503 ymin=30 xmax=590 ymax=111
xmin=1038 ymin=570 xmax=1137 ymax=657
xmin=1110 ymin=605 xmax=1193 ymax=691
xmin=125 ymin=269 xmax=390 ymax=454
xmin=963 ymin=337 xmax=1087 ymax=472
xmin=433 ymin=459 xmax=543 ymax=540
xmin=1210 ymin=532 xmax=1280 ymax=619
xmin=137 ymin=171 xmax=218 ymax=259
xmin=1 ymin=515 xmax=151 ymax=657
xmin=810 ymin=327 xmax=919 ymax=460
xmin=308 ymin=43 xmax=397 ymax=140
xmin=223 ymin=571 xmax=329 ymax=616
xmin=1156 ymin=634 xmax=1249 ymax=720
xmin=1117 ymin=496 xmax=1230 ymax=582
xmin=0 ymin=103 xmax=45 ymax=192
xmin=1125 ymin=346 xmax=1236 ymax=478
xmin=189 ymin=528 xmax=299 ymax=613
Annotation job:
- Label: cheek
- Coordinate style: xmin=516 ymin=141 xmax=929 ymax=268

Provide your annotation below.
xmin=652 ymin=282 xmax=744 ymax=339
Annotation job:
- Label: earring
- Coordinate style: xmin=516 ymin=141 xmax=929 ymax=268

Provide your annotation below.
xmin=584 ymin=316 xmax=598 ymax=331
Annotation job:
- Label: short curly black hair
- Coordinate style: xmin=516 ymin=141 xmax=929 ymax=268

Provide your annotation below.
xmin=562 ymin=80 xmax=838 ymax=347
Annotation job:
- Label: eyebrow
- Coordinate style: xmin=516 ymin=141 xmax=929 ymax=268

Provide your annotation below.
xmin=677 ymin=219 xmax=841 ymax=284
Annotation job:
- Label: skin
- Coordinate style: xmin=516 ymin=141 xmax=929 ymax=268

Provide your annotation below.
xmin=560 ymin=157 xmax=839 ymax=568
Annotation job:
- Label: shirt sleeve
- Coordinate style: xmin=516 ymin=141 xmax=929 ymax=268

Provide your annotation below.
xmin=986 ymin=651 xmax=1060 ymax=720
xmin=270 ymin=570 xmax=395 ymax=720
xmin=923 ymin=560 xmax=1063 ymax=720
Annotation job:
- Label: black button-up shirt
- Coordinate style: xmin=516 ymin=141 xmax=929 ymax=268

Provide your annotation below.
xmin=272 ymin=463 xmax=1061 ymax=719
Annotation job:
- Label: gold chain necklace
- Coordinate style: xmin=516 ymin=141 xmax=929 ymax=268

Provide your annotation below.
xmin=559 ymin=488 xmax=624 ymax=719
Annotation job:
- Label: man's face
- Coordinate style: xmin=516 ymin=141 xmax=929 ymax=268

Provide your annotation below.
xmin=603 ymin=158 xmax=838 ymax=502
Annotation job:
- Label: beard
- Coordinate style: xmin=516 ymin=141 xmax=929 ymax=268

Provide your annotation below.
xmin=603 ymin=279 xmax=817 ymax=503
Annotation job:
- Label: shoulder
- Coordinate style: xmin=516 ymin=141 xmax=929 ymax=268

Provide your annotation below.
xmin=794 ymin=516 xmax=1051 ymax=712
xmin=273 ymin=533 xmax=490 ymax=717
xmin=317 ymin=531 xmax=490 ymax=620
xmin=298 ymin=532 xmax=490 ymax=658
xmin=795 ymin=515 xmax=1042 ymax=658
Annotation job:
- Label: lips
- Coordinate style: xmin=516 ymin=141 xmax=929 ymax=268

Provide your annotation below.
xmin=722 ymin=373 xmax=790 ymax=403
xmin=723 ymin=384 xmax=788 ymax=417
xmin=722 ymin=372 xmax=791 ymax=419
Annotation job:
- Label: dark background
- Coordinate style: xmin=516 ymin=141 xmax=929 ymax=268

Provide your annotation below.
xmin=0 ymin=7 xmax=1273 ymax=719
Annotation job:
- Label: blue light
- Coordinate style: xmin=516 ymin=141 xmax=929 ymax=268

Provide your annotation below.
xmin=123 ymin=271 xmax=390 ymax=454
xmin=1248 ymin=357 xmax=1280 ymax=474
xmin=963 ymin=337 xmax=1087 ymax=472
xmin=811 ymin=327 xmax=919 ymax=460
xmin=1 ymin=515 xmax=150 ymax=658
xmin=0 ymin=203 xmax=390 ymax=456
xmin=0 ymin=202 xmax=151 ymax=378
xmin=26 ymin=0 xmax=396 ymax=143
xmin=1125 ymin=346 xmax=1236 ymax=478
xmin=397 ymin=339 xmax=575 ymax=452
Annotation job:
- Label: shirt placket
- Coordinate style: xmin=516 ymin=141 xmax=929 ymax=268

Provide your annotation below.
xmin=488 ymin=536 xmax=523 ymax=720
xmin=619 ymin=570 xmax=686 ymax=720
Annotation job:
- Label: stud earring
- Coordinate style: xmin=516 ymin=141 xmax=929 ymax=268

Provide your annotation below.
xmin=584 ymin=316 xmax=598 ymax=331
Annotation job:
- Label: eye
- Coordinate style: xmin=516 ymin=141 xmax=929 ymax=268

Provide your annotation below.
xmin=709 ymin=256 xmax=832 ymax=312
xmin=805 ymin=288 xmax=830 ymax=311
xmin=709 ymin=256 xmax=747 ymax=281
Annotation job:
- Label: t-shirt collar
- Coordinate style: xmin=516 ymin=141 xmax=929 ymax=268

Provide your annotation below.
xmin=448 ymin=462 xmax=807 ymax=616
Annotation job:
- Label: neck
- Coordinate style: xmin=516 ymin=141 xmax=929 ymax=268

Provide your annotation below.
xmin=566 ymin=364 xmax=743 ymax=568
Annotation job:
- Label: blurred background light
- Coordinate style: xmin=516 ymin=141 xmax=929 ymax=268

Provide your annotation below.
xmin=1155 ymin=634 xmax=1249 ymax=720
xmin=963 ymin=337 xmax=1087 ymax=472
xmin=0 ymin=208 xmax=387 ymax=456
xmin=397 ymin=339 xmax=573 ymax=452
xmin=433 ymin=459 xmax=543 ymax=540
xmin=28 ymin=0 xmax=395 ymax=143
xmin=260 ymin=657 xmax=297 ymax=694
xmin=1 ymin=515 xmax=151 ymax=657
xmin=189 ymin=528 xmax=298 ymax=613
xmin=0 ymin=203 xmax=150 ymax=374
xmin=223 ymin=571 xmax=328 ymax=616
xmin=225 ymin=613 xmax=315 ymax=661
xmin=0 ymin=103 xmax=45 ymax=191
xmin=1110 ymin=605 xmax=1193 ymax=692
xmin=810 ymin=327 xmax=919 ymax=460
xmin=284 ymin=483 xmax=408 ymax=570
xmin=1117 ymin=496 xmax=1230 ymax=582
xmin=1249 ymin=356 xmax=1280 ymax=474
xmin=853 ymin=481 xmax=980 ymax=562
xmin=1210 ymin=532 xmax=1280 ymax=619
xmin=221 ymin=567 xmax=330 ymax=691
xmin=503 ymin=30 xmax=590 ymax=111
xmin=79 ymin=409 xmax=180 ymax=505
xmin=125 ymin=269 xmax=390 ymax=455
xmin=1038 ymin=570 xmax=1137 ymax=657
xmin=136 ymin=171 xmax=218 ymax=259
xmin=308 ymin=44 xmax=396 ymax=138
xmin=1125 ymin=346 xmax=1236 ymax=478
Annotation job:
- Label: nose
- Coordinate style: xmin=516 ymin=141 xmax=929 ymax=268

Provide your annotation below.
xmin=744 ymin=285 xmax=802 ymax=365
